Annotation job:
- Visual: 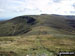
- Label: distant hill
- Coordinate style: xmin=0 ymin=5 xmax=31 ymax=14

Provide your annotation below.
xmin=0 ymin=18 xmax=10 ymax=21
xmin=0 ymin=14 xmax=75 ymax=36
xmin=0 ymin=19 xmax=6 ymax=21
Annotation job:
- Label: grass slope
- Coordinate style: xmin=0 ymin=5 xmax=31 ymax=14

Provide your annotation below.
xmin=0 ymin=16 xmax=36 ymax=36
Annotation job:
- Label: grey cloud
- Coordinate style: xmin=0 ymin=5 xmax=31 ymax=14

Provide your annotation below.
xmin=52 ymin=0 xmax=61 ymax=3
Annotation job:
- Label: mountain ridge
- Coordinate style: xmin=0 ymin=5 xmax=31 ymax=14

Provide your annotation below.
xmin=0 ymin=14 xmax=75 ymax=36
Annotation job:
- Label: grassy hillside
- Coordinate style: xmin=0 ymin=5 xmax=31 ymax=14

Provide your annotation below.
xmin=0 ymin=14 xmax=75 ymax=56
xmin=0 ymin=14 xmax=75 ymax=36
xmin=0 ymin=16 xmax=37 ymax=36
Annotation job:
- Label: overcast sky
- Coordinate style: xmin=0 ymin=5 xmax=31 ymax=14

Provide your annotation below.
xmin=0 ymin=0 xmax=75 ymax=19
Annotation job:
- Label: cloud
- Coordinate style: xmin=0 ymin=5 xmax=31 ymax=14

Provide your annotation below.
xmin=0 ymin=0 xmax=75 ymax=18
xmin=52 ymin=0 xmax=61 ymax=3
xmin=0 ymin=9 xmax=5 ymax=12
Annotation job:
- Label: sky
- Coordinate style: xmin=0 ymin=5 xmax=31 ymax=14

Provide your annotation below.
xmin=0 ymin=0 xmax=75 ymax=19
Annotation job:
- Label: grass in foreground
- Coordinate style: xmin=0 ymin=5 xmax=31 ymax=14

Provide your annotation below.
xmin=0 ymin=34 xmax=75 ymax=56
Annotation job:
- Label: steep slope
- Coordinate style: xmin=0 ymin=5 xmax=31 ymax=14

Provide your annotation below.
xmin=0 ymin=16 xmax=36 ymax=36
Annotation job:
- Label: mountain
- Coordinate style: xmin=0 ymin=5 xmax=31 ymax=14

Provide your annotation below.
xmin=0 ymin=14 xmax=75 ymax=36
xmin=0 ymin=14 xmax=75 ymax=56
xmin=0 ymin=16 xmax=37 ymax=36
